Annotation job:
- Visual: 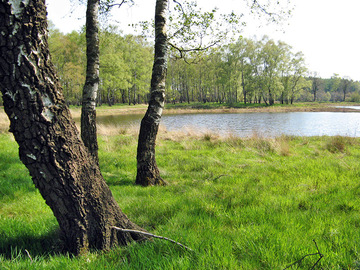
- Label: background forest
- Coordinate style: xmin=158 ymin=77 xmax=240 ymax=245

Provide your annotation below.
xmin=3 ymin=23 xmax=359 ymax=107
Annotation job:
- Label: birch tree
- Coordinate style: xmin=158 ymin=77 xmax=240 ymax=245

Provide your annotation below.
xmin=0 ymin=0 xmax=146 ymax=255
xmin=136 ymin=0 xmax=293 ymax=186
xmin=81 ymin=0 xmax=100 ymax=162
xmin=136 ymin=0 xmax=168 ymax=186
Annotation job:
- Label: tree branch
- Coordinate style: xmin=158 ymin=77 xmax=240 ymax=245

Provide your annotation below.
xmin=167 ymin=0 xmax=188 ymax=40
xmin=251 ymin=0 xmax=274 ymax=16
xmin=172 ymin=0 xmax=185 ymax=15
xmin=283 ymin=240 xmax=324 ymax=270
xmin=100 ymin=0 xmax=134 ymax=14
xmin=168 ymin=40 xmax=220 ymax=60
xmin=249 ymin=0 xmax=293 ymax=24
xmin=111 ymin=226 xmax=193 ymax=251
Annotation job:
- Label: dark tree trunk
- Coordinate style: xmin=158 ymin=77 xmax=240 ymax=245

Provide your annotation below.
xmin=97 ymin=87 xmax=102 ymax=106
xmin=136 ymin=0 xmax=168 ymax=186
xmin=0 ymin=0 xmax=146 ymax=255
xmin=312 ymin=77 xmax=319 ymax=102
xmin=121 ymin=89 xmax=126 ymax=103
xmin=268 ymin=87 xmax=274 ymax=105
xmin=342 ymin=80 xmax=350 ymax=102
xmin=280 ymin=92 xmax=284 ymax=104
xmin=241 ymin=71 xmax=247 ymax=104
xmin=186 ymin=84 xmax=190 ymax=104
xmin=128 ymin=87 xmax=131 ymax=105
xmin=81 ymin=0 xmax=100 ymax=163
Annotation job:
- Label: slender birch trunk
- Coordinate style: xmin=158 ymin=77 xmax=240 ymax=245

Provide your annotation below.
xmin=136 ymin=0 xmax=168 ymax=186
xmin=81 ymin=0 xmax=100 ymax=163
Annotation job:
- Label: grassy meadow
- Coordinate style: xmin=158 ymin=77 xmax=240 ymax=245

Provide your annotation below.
xmin=0 ymin=107 xmax=360 ymax=268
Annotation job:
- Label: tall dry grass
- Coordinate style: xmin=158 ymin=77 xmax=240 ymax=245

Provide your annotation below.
xmin=325 ymin=135 xmax=356 ymax=153
xmin=97 ymin=124 xmax=139 ymax=137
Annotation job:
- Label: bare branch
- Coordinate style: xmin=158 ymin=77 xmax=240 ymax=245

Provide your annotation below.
xmin=168 ymin=40 xmax=220 ymax=64
xmin=248 ymin=0 xmax=294 ymax=25
xmin=283 ymin=240 xmax=324 ymax=270
xmin=168 ymin=40 xmax=220 ymax=54
xmin=167 ymin=0 xmax=189 ymax=40
xmin=25 ymin=249 xmax=33 ymax=263
xmin=111 ymin=226 xmax=193 ymax=251
xmin=251 ymin=0 xmax=274 ymax=16
xmin=99 ymin=0 xmax=134 ymax=14
xmin=310 ymin=240 xmax=324 ymax=270
xmin=172 ymin=0 xmax=185 ymax=15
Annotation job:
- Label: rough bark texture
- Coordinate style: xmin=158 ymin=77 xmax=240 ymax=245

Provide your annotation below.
xmin=136 ymin=0 xmax=168 ymax=186
xmin=0 ymin=0 xmax=146 ymax=255
xmin=81 ymin=0 xmax=100 ymax=163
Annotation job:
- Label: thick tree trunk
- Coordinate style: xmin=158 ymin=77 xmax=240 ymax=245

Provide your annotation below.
xmin=0 ymin=0 xmax=146 ymax=255
xmin=81 ymin=0 xmax=100 ymax=163
xmin=136 ymin=0 xmax=168 ymax=186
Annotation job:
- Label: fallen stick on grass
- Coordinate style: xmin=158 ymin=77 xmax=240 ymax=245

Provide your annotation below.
xmin=283 ymin=240 xmax=323 ymax=270
xmin=25 ymin=249 xmax=33 ymax=263
xmin=111 ymin=226 xmax=193 ymax=251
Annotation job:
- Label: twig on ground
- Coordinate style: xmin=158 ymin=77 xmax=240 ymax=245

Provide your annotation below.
xmin=206 ymin=174 xmax=229 ymax=182
xmin=283 ymin=240 xmax=324 ymax=269
xmin=111 ymin=226 xmax=193 ymax=251
xmin=310 ymin=240 xmax=324 ymax=270
xmin=213 ymin=174 xmax=229 ymax=181
xmin=24 ymin=249 xmax=33 ymax=263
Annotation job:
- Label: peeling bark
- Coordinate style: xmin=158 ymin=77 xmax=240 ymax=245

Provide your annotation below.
xmin=136 ymin=0 xmax=168 ymax=186
xmin=0 ymin=0 xmax=146 ymax=255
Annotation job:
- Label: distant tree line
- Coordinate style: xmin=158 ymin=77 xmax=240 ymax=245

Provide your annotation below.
xmin=307 ymin=73 xmax=360 ymax=103
xmin=47 ymin=24 xmax=153 ymax=106
xmin=167 ymin=37 xmax=360 ymax=105
xmin=2 ymin=25 xmax=358 ymax=107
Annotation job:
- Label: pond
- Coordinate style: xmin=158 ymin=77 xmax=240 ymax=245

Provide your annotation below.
xmin=96 ymin=109 xmax=360 ymax=137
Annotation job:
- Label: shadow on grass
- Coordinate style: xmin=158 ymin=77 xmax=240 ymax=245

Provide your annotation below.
xmin=101 ymin=171 xmax=136 ymax=186
xmin=0 ymin=153 xmax=34 ymax=200
xmin=105 ymin=177 xmax=135 ymax=187
xmin=0 ymin=134 xmax=36 ymax=200
xmin=0 ymin=229 xmax=62 ymax=259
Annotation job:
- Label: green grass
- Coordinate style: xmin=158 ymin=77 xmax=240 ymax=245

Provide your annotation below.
xmin=1 ymin=132 xmax=360 ymax=269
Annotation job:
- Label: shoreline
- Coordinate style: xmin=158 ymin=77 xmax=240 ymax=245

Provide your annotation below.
xmin=0 ymin=103 xmax=359 ymax=132
xmin=67 ymin=103 xmax=360 ymax=118
xmin=164 ymin=105 xmax=360 ymax=115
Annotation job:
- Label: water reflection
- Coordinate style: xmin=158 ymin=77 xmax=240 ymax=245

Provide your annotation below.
xmin=97 ymin=111 xmax=360 ymax=137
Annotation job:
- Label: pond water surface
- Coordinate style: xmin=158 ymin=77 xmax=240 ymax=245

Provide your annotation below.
xmin=97 ymin=109 xmax=360 ymax=137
